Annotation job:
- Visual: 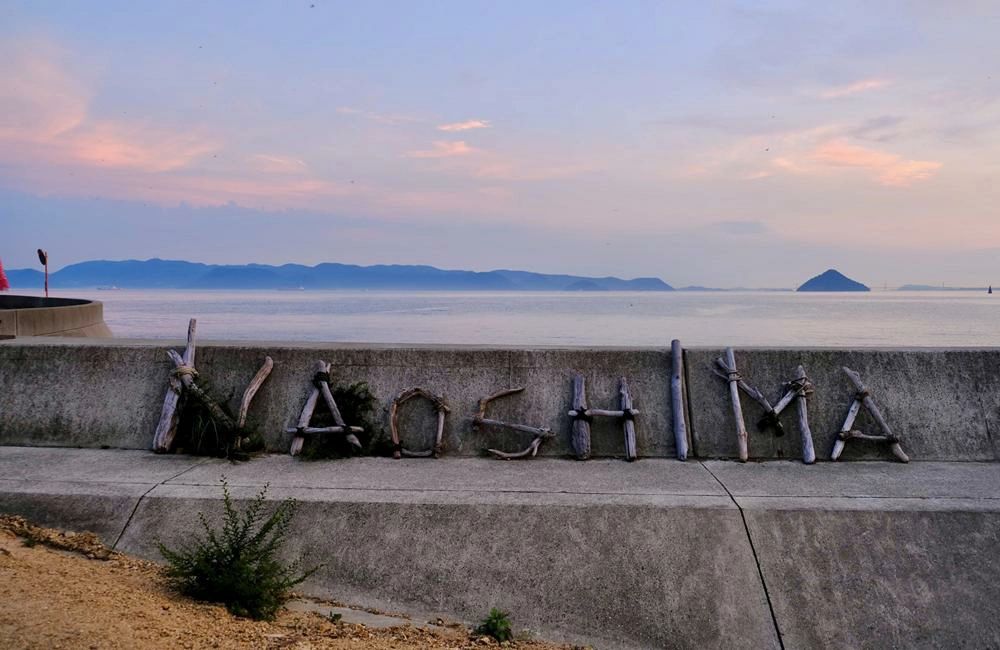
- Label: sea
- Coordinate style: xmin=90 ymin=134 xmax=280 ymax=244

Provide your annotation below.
xmin=24 ymin=289 xmax=1000 ymax=347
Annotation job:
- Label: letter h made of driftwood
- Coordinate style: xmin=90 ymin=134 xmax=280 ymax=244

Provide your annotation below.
xmin=568 ymin=373 xmax=640 ymax=461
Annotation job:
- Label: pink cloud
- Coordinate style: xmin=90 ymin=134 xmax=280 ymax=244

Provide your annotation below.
xmin=0 ymin=42 xmax=218 ymax=173
xmin=403 ymin=140 xmax=478 ymax=158
xmin=247 ymin=154 xmax=309 ymax=174
xmin=336 ymin=106 xmax=423 ymax=126
xmin=808 ymin=140 xmax=942 ymax=186
xmin=821 ymin=78 xmax=890 ymax=99
xmin=437 ymin=119 xmax=491 ymax=132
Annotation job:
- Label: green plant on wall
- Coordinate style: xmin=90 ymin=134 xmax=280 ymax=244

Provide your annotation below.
xmin=474 ymin=607 xmax=514 ymax=642
xmin=158 ymin=479 xmax=317 ymax=620
xmin=174 ymin=377 xmax=264 ymax=460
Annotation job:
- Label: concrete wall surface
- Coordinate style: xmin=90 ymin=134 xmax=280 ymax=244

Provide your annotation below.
xmin=2 ymin=447 xmax=999 ymax=649
xmin=2 ymin=339 xmax=1000 ymax=462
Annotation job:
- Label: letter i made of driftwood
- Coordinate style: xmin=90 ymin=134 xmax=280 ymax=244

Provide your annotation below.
xmin=152 ymin=318 xmax=273 ymax=453
xmin=671 ymin=339 xmax=689 ymax=461
xmin=473 ymin=388 xmax=554 ymax=460
xmin=567 ymin=374 xmax=641 ymax=461
xmin=831 ymin=367 xmax=909 ymax=463
xmin=287 ymin=360 xmax=364 ymax=456
xmin=389 ymin=388 xmax=450 ymax=458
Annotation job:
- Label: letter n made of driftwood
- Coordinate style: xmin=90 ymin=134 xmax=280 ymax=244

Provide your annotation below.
xmin=713 ymin=348 xmax=817 ymax=463
xmin=389 ymin=388 xmax=450 ymax=458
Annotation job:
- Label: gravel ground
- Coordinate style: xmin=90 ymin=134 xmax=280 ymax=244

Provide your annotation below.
xmin=0 ymin=516 xmax=573 ymax=650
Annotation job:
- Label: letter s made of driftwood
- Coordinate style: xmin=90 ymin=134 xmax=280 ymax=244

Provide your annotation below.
xmin=389 ymin=388 xmax=450 ymax=459
xmin=473 ymin=387 xmax=554 ymax=460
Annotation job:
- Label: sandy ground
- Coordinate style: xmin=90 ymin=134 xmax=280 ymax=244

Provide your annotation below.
xmin=0 ymin=516 xmax=573 ymax=650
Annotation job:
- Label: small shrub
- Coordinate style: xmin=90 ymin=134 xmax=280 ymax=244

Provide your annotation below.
xmin=326 ymin=611 xmax=343 ymax=624
xmin=158 ymin=479 xmax=317 ymax=620
xmin=474 ymin=608 xmax=514 ymax=642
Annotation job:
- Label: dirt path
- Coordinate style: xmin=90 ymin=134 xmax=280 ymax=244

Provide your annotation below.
xmin=0 ymin=516 xmax=571 ymax=650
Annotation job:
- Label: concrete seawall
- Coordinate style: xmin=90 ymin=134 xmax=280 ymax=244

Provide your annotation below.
xmin=1 ymin=338 xmax=998 ymax=461
xmin=2 ymin=339 xmax=999 ymax=647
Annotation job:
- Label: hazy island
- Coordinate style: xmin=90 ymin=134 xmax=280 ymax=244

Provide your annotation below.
xmin=5 ymin=258 xmax=674 ymax=292
xmin=797 ymin=269 xmax=870 ymax=292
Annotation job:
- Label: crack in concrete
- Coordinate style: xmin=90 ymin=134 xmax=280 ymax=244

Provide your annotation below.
xmin=701 ymin=461 xmax=785 ymax=650
xmin=111 ymin=458 xmax=213 ymax=550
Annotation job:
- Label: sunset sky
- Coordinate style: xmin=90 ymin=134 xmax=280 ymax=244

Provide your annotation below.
xmin=2 ymin=1 xmax=998 ymax=287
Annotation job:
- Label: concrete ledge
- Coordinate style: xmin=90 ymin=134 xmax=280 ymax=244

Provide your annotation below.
xmin=686 ymin=348 xmax=1000 ymax=461
xmin=3 ymin=447 xmax=1000 ymax=648
xmin=5 ymin=339 xmax=1000 ymax=463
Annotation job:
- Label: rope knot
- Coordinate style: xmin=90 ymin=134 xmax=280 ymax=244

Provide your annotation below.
xmin=312 ymin=371 xmax=331 ymax=389
xmin=171 ymin=365 xmax=198 ymax=379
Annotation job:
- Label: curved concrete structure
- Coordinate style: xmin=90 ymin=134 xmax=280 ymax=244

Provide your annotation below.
xmin=0 ymin=295 xmax=112 ymax=338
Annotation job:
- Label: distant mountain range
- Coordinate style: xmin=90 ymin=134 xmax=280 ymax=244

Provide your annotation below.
xmin=797 ymin=269 xmax=870 ymax=292
xmin=5 ymin=259 xmax=674 ymax=292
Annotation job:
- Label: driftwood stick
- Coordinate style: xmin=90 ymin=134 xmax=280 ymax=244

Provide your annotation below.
xmin=571 ymin=373 xmax=591 ymax=460
xmin=839 ymin=367 xmax=910 ymax=463
xmin=474 ymin=388 xmax=525 ymax=422
xmin=475 ymin=418 xmax=551 ymax=437
xmin=238 ymin=356 xmax=273 ymax=428
xmin=285 ymin=426 xmax=364 ymax=434
xmin=620 ymin=377 xmax=637 ymax=461
xmin=152 ymin=318 xmax=197 ymax=452
xmin=793 ymin=366 xmax=816 ymax=464
xmin=567 ymin=408 xmax=641 ymax=418
xmin=671 ymin=339 xmax=689 ymax=461
xmin=313 ymin=362 xmax=363 ymax=453
xmin=487 ymin=435 xmax=546 ymax=460
xmin=723 ymin=348 xmax=749 ymax=462
xmin=290 ymin=385 xmax=321 ymax=456
xmin=831 ymin=398 xmax=863 ymax=460
xmin=390 ymin=387 xmax=450 ymax=459
xmin=839 ymin=430 xmax=893 ymax=442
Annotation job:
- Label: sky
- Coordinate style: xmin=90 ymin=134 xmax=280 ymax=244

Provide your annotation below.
xmin=1 ymin=1 xmax=998 ymax=288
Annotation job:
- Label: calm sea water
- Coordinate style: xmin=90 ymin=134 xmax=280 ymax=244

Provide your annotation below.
xmin=26 ymin=289 xmax=1000 ymax=347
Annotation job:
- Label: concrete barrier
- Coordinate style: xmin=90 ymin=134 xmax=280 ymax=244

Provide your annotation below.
xmin=2 ymin=339 xmax=1000 ymax=463
xmin=685 ymin=348 xmax=1000 ymax=462
xmin=2 ymin=447 xmax=999 ymax=648
xmin=0 ymin=339 xmax=680 ymax=457
xmin=0 ymin=295 xmax=112 ymax=338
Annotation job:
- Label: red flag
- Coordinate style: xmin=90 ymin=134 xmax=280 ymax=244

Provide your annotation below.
xmin=0 ymin=258 xmax=9 ymax=291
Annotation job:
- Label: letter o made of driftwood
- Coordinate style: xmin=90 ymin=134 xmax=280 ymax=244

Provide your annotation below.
xmin=389 ymin=388 xmax=449 ymax=459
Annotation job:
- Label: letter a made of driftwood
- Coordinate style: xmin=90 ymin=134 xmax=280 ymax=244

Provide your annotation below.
xmin=287 ymin=360 xmax=363 ymax=456
xmin=474 ymin=388 xmax=554 ymax=460
xmin=389 ymin=388 xmax=450 ymax=458
xmin=831 ymin=367 xmax=909 ymax=463
xmin=714 ymin=349 xmax=816 ymax=463
xmin=567 ymin=374 xmax=641 ymax=461
xmin=152 ymin=318 xmax=273 ymax=453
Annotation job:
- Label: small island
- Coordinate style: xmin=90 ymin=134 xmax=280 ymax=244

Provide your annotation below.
xmin=797 ymin=269 xmax=870 ymax=292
